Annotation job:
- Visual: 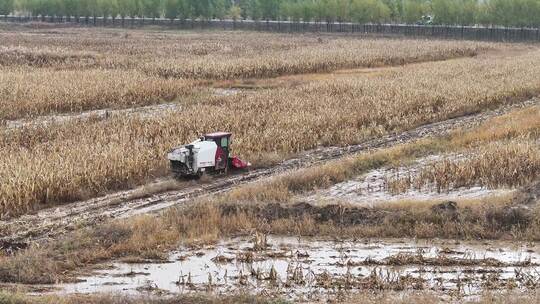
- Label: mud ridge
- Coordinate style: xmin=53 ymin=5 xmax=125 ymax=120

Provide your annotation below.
xmin=218 ymin=193 xmax=535 ymax=232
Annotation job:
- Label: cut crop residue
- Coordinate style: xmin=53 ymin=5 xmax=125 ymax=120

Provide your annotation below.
xmin=60 ymin=236 xmax=540 ymax=301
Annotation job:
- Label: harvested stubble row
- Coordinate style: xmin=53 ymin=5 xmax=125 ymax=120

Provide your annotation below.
xmin=1 ymin=49 xmax=540 ymax=217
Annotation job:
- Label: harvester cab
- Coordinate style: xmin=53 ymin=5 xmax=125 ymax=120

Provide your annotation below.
xmin=167 ymin=132 xmax=250 ymax=178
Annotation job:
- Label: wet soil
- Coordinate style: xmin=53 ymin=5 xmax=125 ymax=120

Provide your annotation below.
xmin=301 ymin=154 xmax=512 ymax=206
xmin=2 ymin=88 xmax=240 ymax=131
xmin=3 ymin=102 xmax=183 ymax=130
xmin=59 ymin=236 xmax=540 ymax=301
xmin=218 ymin=192 xmax=535 ymax=230
xmin=0 ymin=98 xmax=538 ymax=249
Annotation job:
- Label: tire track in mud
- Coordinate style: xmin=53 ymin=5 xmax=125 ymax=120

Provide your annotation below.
xmin=2 ymin=102 xmax=184 ymax=130
xmin=0 ymin=98 xmax=538 ymax=249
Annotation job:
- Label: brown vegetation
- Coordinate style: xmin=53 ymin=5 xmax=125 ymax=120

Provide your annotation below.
xmin=225 ymin=105 xmax=540 ymax=205
xmin=144 ymin=39 xmax=484 ymax=80
xmin=411 ymin=141 xmax=539 ymax=192
xmin=0 ymin=191 xmax=538 ymax=285
xmin=225 ymin=140 xmax=445 ymax=203
xmin=1 ymin=290 xmax=539 ymax=304
xmin=1 ymin=40 xmax=537 ymax=216
xmin=0 ymin=28 xmax=490 ymax=121
xmin=450 ymin=106 xmax=540 ymax=147
xmin=1 ymin=25 xmax=540 ymax=303
xmin=385 ymin=106 xmax=540 ymax=194
xmin=1 ymin=106 xmax=538 ymax=285
xmin=0 ymin=292 xmax=282 ymax=304
xmin=0 ymin=68 xmax=195 ymax=120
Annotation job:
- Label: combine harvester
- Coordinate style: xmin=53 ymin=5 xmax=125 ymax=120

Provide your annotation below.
xmin=168 ymin=132 xmax=250 ymax=178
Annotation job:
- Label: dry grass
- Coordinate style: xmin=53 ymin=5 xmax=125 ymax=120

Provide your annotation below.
xmin=1 ymin=73 xmax=538 ymax=294
xmin=225 ymin=139 xmax=445 ymax=203
xmin=2 ymin=45 xmax=539 ymax=216
xmin=0 ymin=248 xmax=60 ymax=285
xmin=0 ymin=292 xmax=284 ymax=304
xmin=144 ymin=38 xmax=485 ymax=80
xmin=345 ymin=291 xmax=540 ymax=304
xmin=224 ymin=105 xmax=540 ymax=204
xmin=2 ymin=290 xmax=540 ymax=304
xmin=162 ymin=193 xmax=540 ymax=241
xmin=0 ymin=46 xmax=98 ymax=68
xmin=0 ymin=28 xmax=491 ymax=121
xmin=0 ymin=68 xmax=195 ymax=120
xmin=384 ymin=106 xmax=540 ymax=194
xmin=410 ymin=141 xmax=539 ymax=192
xmin=0 ymin=104 xmax=538 ymax=282
xmin=0 ymin=216 xmax=180 ymax=284
xmin=2 ymin=191 xmax=539 ymax=285
xmin=0 ymin=27 xmax=490 ymax=70
xmin=450 ymin=106 xmax=540 ymax=147
xmin=0 ymin=27 xmax=536 ymax=217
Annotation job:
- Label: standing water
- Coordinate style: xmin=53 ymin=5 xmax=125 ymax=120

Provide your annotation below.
xmin=61 ymin=236 xmax=540 ymax=301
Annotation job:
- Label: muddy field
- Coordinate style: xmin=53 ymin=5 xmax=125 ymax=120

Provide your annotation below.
xmin=1 ymin=98 xmax=536 ymax=248
xmin=60 ymin=236 xmax=540 ymax=301
xmin=0 ymin=25 xmax=539 ymax=303
xmin=302 ymin=153 xmax=512 ymax=206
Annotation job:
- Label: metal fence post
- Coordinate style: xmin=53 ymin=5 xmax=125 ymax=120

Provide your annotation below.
xmin=4 ymin=15 xmax=540 ymax=43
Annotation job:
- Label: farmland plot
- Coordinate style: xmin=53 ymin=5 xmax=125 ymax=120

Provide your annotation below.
xmin=0 ymin=25 xmax=539 ymax=303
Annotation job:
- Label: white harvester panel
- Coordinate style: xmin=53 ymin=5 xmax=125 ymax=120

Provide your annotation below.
xmin=193 ymin=140 xmax=217 ymax=170
xmin=167 ymin=139 xmax=217 ymax=174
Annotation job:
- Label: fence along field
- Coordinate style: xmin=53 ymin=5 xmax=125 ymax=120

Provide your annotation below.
xmin=0 ymin=28 xmax=539 ymax=218
xmin=4 ymin=16 xmax=540 ymax=43
xmin=2 ymin=0 xmax=540 ymax=42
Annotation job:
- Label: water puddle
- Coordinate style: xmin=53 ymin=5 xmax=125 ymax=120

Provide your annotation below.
xmin=303 ymin=155 xmax=511 ymax=206
xmin=60 ymin=236 xmax=540 ymax=300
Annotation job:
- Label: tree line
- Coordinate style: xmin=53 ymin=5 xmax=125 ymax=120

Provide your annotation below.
xmin=1 ymin=0 xmax=539 ymax=28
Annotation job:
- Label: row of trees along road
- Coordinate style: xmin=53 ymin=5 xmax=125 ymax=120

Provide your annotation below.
xmin=1 ymin=0 xmax=540 ymax=28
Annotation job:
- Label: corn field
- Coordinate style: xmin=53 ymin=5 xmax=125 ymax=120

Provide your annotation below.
xmin=387 ymin=141 xmax=540 ymax=194
xmin=0 ymin=27 xmax=493 ymax=120
xmin=384 ymin=106 xmax=540 ymax=194
xmin=0 ymin=27 xmax=538 ymax=217
xmin=0 ymin=68 xmax=195 ymax=120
